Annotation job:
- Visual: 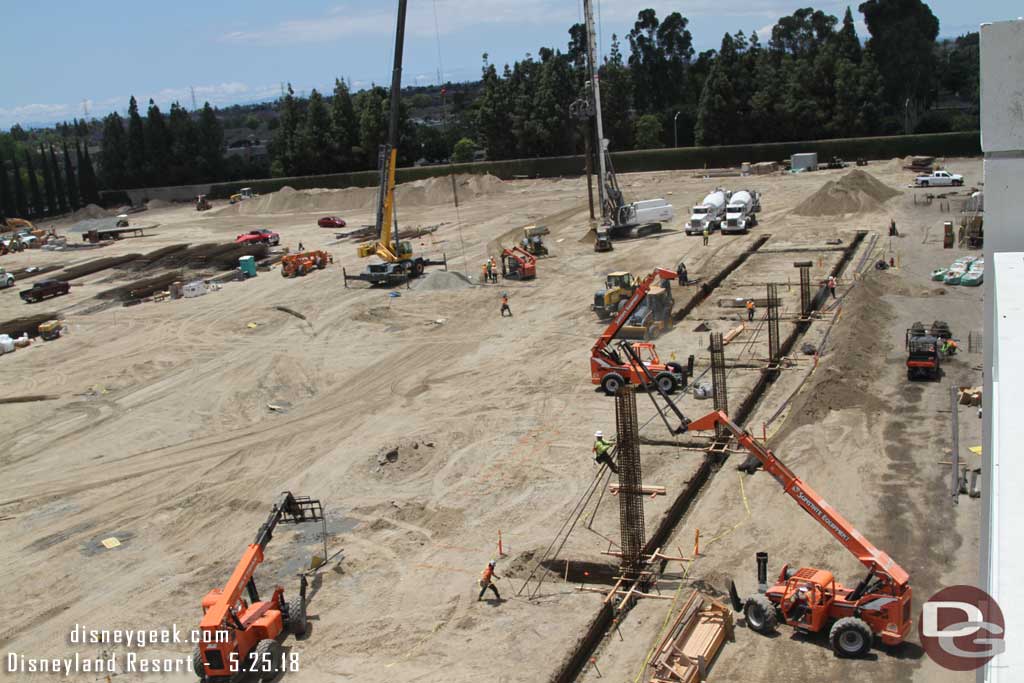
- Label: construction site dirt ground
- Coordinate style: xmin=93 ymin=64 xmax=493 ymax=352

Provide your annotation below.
xmin=0 ymin=158 xmax=982 ymax=682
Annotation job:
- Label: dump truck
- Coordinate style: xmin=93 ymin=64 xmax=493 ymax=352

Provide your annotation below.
xmin=721 ymin=190 xmax=760 ymax=234
xmin=686 ymin=189 xmax=729 ymax=235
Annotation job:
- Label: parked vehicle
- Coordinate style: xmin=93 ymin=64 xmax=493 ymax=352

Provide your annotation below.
xmin=229 ymin=187 xmax=257 ymax=204
xmin=686 ymin=189 xmax=729 ymax=235
xmin=318 ymin=216 xmax=347 ymax=228
xmin=914 ymin=170 xmax=963 ymax=187
xmin=0 ymin=267 xmax=13 ymax=288
xmin=235 ymin=229 xmax=280 ymax=246
xmin=196 ymin=195 xmax=212 ymax=211
xmin=722 ymin=190 xmax=761 ymax=234
xmin=20 ymin=279 xmax=70 ymax=304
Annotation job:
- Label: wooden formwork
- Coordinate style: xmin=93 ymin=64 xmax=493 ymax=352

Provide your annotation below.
xmin=649 ymin=590 xmax=733 ymax=683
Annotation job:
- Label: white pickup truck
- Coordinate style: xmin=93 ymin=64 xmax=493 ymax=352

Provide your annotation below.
xmin=914 ymin=170 xmax=964 ymax=187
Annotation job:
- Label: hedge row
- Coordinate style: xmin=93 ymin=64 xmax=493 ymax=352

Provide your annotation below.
xmin=196 ymin=131 xmax=977 ymax=200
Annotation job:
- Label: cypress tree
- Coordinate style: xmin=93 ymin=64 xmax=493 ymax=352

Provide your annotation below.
xmin=126 ymin=96 xmax=146 ymax=187
xmin=25 ymin=151 xmax=44 ymax=218
xmin=63 ymin=141 xmax=79 ymax=210
xmin=50 ymin=146 xmax=68 ymax=214
xmin=40 ymin=144 xmax=57 ymax=216
xmin=78 ymin=142 xmax=100 ymax=205
xmin=0 ymin=150 xmax=11 ymax=221
xmin=11 ymin=153 xmax=28 ymax=218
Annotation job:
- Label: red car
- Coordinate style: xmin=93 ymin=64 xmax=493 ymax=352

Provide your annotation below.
xmin=235 ymin=228 xmax=280 ymax=246
xmin=318 ymin=216 xmax=347 ymax=228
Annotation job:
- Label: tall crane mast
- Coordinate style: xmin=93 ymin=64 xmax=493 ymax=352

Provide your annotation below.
xmin=582 ymin=0 xmax=607 ymax=223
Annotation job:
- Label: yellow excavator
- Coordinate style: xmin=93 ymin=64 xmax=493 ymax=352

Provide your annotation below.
xmin=592 ymin=271 xmax=636 ymax=320
xmin=342 ymin=0 xmax=446 ymax=287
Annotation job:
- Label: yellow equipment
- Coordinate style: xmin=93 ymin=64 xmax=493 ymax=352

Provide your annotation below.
xmin=620 ymin=285 xmax=674 ymax=340
xmin=592 ymin=271 xmax=635 ymax=319
xmin=38 ymin=320 xmax=63 ymax=341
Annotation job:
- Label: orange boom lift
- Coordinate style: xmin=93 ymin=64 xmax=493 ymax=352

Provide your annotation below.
xmin=590 ymin=266 xmax=687 ymax=395
xmin=683 ymin=411 xmax=912 ymax=657
xmin=194 ymin=492 xmax=323 ymax=682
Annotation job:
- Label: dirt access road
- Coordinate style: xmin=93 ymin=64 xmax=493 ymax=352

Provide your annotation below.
xmin=0 ymin=159 xmax=981 ymax=682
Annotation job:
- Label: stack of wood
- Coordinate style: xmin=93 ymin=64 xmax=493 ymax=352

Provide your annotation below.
xmin=649 ymin=590 xmax=733 ymax=683
xmin=903 ymin=155 xmax=935 ymax=172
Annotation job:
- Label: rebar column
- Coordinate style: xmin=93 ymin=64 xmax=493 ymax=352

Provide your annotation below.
xmin=710 ymin=332 xmax=728 ymax=440
xmin=615 ymin=386 xmax=645 ymax=578
xmin=794 ymin=261 xmax=812 ymax=319
xmin=767 ymin=282 xmax=781 ymax=365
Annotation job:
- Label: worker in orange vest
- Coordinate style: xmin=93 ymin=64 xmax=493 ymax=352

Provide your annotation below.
xmin=746 ymin=299 xmax=755 ymax=322
xmin=827 ymin=275 xmax=837 ymax=298
xmin=478 ymin=560 xmax=501 ymax=601
xmin=500 ymin=292 xmax=512 ymax=317
xmin=490 ymin=257 xmax=499 ymax=283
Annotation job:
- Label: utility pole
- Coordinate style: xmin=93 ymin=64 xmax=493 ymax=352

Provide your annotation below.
xmin=673 ymin=111 xmax=681 ymax=148
xmin=191 ymin=86 xmax=197 ymax=110
xmin=570 ymin=97 xmax=595 ymax=220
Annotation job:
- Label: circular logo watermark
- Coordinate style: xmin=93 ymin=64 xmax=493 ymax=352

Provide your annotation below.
xmin=919 ymin=585 xmax=1005 ymax=671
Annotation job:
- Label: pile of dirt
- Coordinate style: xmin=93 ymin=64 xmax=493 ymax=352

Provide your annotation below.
xmin=70 ymin=204 xmax=110 ymax=220
xmin=793 ymin=169 xmax=901 ymax=216
xmin=217 ymin=174 xmax=506 ymax=216
xmin=410 ymin=270 xmax=474 ymax=291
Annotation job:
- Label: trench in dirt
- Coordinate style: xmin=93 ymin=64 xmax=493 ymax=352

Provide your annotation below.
xmin=550 ymin=230 xmax=868 ymax=683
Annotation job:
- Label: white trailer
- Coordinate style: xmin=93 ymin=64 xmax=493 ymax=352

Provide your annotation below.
xmin=722 ymin=190 xmax=761 ymax=234
xmin=686 ymin=189 xmax=728 ymax=235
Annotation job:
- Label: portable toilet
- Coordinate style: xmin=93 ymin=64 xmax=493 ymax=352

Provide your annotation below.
xmin=239 ymin=255 xmax=257 ymax=278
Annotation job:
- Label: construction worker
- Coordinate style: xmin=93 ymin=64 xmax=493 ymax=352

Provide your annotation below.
xmin=889 ymin=218 xmax=899 ymax=236
xmin=500 ymin=292 xmax=512 ymax=317
xmin=593 ymin=431 xmax=618 ymax=474
xmin=490 ymin=257 xmax=499 ymax=283
xmin=941 ymin=338 xmax=958 ymax=356
xmin=702 ymin=225 xmax=710 ymax=246
xmin=746 ymin=299 xmax=755 ymax=322
xmin=297 ymin=242 xmax=304 ymax=252
xmin=483 ymin=260 xmax=492 ymax=284
xmin=677 ymin=262 xmax=688 ymax=285
xmin=478 ymin=560 xmax=502 ymax=601
xmin=827 ymin=275 xmax=837 ymax=298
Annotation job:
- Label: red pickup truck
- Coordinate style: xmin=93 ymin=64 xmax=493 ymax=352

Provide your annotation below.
xmin=20 ymin=279 xmax=71 ymax=304
xmin=235 ymin=229 xmax=280 ymax=246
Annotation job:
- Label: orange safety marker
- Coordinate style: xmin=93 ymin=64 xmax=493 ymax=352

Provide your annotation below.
xmin=497 ymin=529 xmax=506 ymax=557
xmin=693 ymin=528 xmax=701 ymax=557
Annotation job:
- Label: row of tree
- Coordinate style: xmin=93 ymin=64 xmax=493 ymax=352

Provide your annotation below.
xmin=98 ymin=97 xmax=227 ymax=189
xmin=0 ymin=139 xmax=100 ymax=222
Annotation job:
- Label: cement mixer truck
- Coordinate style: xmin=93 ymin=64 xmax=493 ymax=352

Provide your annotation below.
xmin=721 ymin=190 xmax=761 ymax=234
xmin=685 ymin=189 xmax=730 ymax=235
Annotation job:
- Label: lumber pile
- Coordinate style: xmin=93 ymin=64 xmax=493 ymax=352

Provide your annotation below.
xmin=722 ymin=323 xmax=745 ymax=345
xmin=649 ymin=590 xmax=733 ymax=683
xmin=958 ymin=386 xmax=982 ymax=407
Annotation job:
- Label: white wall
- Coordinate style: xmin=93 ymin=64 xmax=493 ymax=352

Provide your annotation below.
xmin=981 ymin=18 xmax=1024 ymax=683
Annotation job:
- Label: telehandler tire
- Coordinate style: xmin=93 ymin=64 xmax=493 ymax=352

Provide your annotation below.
xmin=601 ymin=373 xmax=625 ymax=396
xmin=192 ymin=646 xmax=206 ymax=680
xmin=250 ymin=639 xmax=283 ymax=681
xmin=744 ymin=594 xmax=778 ymax=634
xmin=830 ymin=616 xmax=873 ymax=657
xmin=654 ymin=372 xmax=678 ymax=394
xmin=286 ymin=595 xmax=308 ymax=637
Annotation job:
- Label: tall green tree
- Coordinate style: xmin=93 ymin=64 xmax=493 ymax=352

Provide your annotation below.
xmin=144 ymin=100 xmax=172 ymax=185
xmin=25 ymin=151 xmax=44 ymax=217
xmin=835 ymin=7 xmax=862 ymax=62
xmin=78 ymin=142 xmax=100 ymax=205
xmin=695 ymin=61 xmax=738 ymax=145
xmin=126 ymin=96 xmax=146 ymax=187
xmin=196 ymin=102 xmax=224 ymax=181
xmin=859 ymin=0 xmax=939 ymax=126
xmin=600 ymin=35 xmax=635 ymax=150
xmin=39 ymin=144 xmax=56 ymax=216
xmin=49 ymin=146 xmax=68 ymax=213
xmin=0 ymin=150 xmax=11 ymax=220
xmin=329 ymin=78 xmax=358 ymax=169
xmin=271 ymin=84 xmax=301 ymax=176
xmin=634 ymin=114 xmax=664 ymax=149
xmin=100 ymin=112 xmax=128 ymax=189
xmin=298 ymin=88 xmax=331 ymax=174
xmin=63 ymin=141 xmax=79 ymax=210
xmin=167 ymin=103 xmax=198 ymax=185
xmin=354 ymin=86 xmax=387 ymax=165
xmin=11 ymin=152 xmax=28 ymax=217
xmin=476 ymin=59 xmax=516 ymax=160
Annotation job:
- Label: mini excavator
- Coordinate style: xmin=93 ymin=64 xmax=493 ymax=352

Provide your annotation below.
xmin=193 ymin=492 xmax=323 ymax=682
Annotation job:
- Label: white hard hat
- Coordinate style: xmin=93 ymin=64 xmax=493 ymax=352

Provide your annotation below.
xmin=594 ymin=430 xmax=603 ymax=438
xmin=488 ymin=559 xmax=496 ymax=567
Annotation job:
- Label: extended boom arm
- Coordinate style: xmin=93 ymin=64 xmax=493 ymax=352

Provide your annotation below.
xmin=684 ymin=411 xmax=910 ymax=590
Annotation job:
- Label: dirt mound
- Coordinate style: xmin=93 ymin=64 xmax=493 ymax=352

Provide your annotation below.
xmin=793 ymin=169 xmax=901 ymax=216
xmin=410 ymin=270 xmax=474 ymax=291
xmin=216 ymin=174 xmax=506 ymax=216
xmin=70 ymin=204 xmax=110 ymax=220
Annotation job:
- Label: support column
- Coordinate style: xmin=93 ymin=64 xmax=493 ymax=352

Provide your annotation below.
xmin=615 ymin=386 xmax=645 ymax=579
xmin=794 ymin=261 xmax=812 ymax=320
xmin=767 ymin=282 xmax=781 ymax=366
xmin=710 ymin=332 xmax=728 ymax=441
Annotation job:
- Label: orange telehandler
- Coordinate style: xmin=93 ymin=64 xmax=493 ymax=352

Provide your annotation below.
xmin=193 ymin=492 xmax=323 ymax=682
xmin=281 ymin=250 xmax=331 ymax=278
xmin=681 ymin=411 xmax=912 ymax=657
xmin=590 ymin=267 xmax=687 ymax=395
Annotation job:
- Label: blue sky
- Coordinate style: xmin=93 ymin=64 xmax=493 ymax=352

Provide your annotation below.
xmin=1 ymin=0 xmax=1013 ymax=128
